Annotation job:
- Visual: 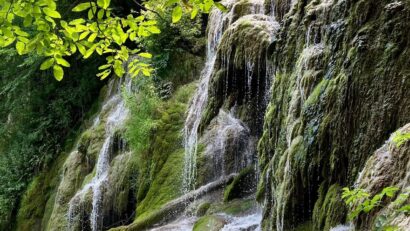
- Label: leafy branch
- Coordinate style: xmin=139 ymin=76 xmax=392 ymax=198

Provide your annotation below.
xmin=0 ymin=0 xmax=226 ymax=81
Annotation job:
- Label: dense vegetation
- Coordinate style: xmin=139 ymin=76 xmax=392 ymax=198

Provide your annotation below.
xmin=1 ymin=0 xmax=409 ymax=230
xmin=0 ymin=49 xmax=104 ymax=228
xmin=0 ymin=0 xmax=222 ymax=80
xmin=0 ymin=0 xmax=207 ymax=229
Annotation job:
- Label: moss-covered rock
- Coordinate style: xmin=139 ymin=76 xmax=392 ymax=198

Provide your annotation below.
xmin=224 ymin=166 xmax=256 ymax=202
xmin=46 ymin=150 xmax=92 ymax=231
xmin=196 ymin=202 xmax=211 ymax=217
xmin=258 ymin=0 xmax=410 ymax=229
xmin=196 ymin=109 xmax=253 ymax=187
xmin=193 ymin=215 xmax=227 ymax=231
xmin=207 ymin=198 xmax=256 ymax=216
xmin=134 ymin=83 xmax=196 ymax=217
xmin=313 ymin=183 xmax=347 ymax=231
xmin=200 ymin=13 xmax=279 ymax=134
xmin=353 ymin=123 xmax=410 ymax=230
xmin=15 ymin=153 xmax=68 ymax=231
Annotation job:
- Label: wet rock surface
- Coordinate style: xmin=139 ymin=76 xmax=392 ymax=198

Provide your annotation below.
xmin=355 ymin=124 xmax=410 ymax=230
xmin=258 ymin=0 xmax=410 ymax=230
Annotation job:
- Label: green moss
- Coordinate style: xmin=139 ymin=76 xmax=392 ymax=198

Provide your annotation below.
xmin=135 ymin=149 xmax=185 ymax=220
xmin=195 ymin=143 xmax=209 ymax=187
xmin=255 ymin=168 xmax=266 ymax=203
xmin=129 ymin=82 xmax=196 ymax=228
xmin=304 ymin=78 xmax=329 ymax=107
xmin=295 ymin=221 xmax=314 ymax=231
xmin=15 ymin=152 xmax=68 ymax=231
xmin=207 ymin=199 xmax=255 ymax=216
xmin=223 ymin=166 xmax=255 ymax=202
xmin=313 ymin=183 xmax=347 ymax=231
xmin=193 ymin=215 xmax=226 ymax=231
xmin=196 ymin=202 xmax=211 ymax=217
xmin=81 ymin=168 xmax=96 ymax=188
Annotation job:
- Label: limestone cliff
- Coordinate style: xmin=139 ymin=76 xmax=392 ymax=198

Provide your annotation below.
xmin=258 ymin=0 xmax=410 ymax=230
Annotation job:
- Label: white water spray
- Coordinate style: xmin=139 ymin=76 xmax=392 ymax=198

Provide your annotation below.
xmin=182 ymin=0 xmax=236 ymax=193
xmin=67 ymin=78 xmax=131 ymax=231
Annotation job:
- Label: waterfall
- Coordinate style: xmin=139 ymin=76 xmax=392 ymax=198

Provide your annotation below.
xmin=178 ymin=0 xmax=278 ymax=230
xmin=182 ymin=0 xmax=236 ymax=193
xmin=67 ymin=78 xmax=131 ymax=231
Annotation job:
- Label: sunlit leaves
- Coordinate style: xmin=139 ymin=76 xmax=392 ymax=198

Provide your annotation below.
xmin=43 ymin=7 xmax=61 ymax=18
xmin=56 ymin=57 xmax=70 ymax=67
xmin=15 ymin=41 xmax=25 ymax=55
xmin=97 ymin=0 xmax=111 ymax=10
xmin=214 ymin=2 xmax=228 ymax=12
xmin=113 ymin=60 xmax=125 ymax=77
xmin=172 ymin=5 xmax=183 ymax=23
xmin=53 ymin=65 xmax=64 ymax=81
xmin=1 ymin=0 xmax=221 ymax=81
xmin=138 ymin=52 xmax=152 ymax=59
xmin=342 ymin=187 xmax=400 ymax=221
xmin=72 ymin=3 xmax=93 ymax=12
xmin=191 ymin=7 xmax=199 ymax=19
xmin=40 ymin=58 xmax=55 ymax=70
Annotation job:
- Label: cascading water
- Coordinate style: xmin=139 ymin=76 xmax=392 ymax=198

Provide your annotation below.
xmin=67 ymin=78 xmax=131 ymax=231
xmin=220 ymin=212 xmax=262 ymax=231
xmin=180 ymin=0 xmax=278 ymax=230
xmin=182 ymin=0 xmax=236 ymax=193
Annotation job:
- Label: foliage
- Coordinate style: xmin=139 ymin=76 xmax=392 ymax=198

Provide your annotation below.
xmin=140 ymin=0 xmax=206 ymax=90
xmin=0 ymin=0 xmax=224 ymax=80
xmin=342 ymin=186 xmax=410 ymax=231
xmin=0 ymin=48 xmax=103 ymax=229
xmin=391 ymin=131 xmax=410 ymax=147
xmin=124 ymin=78 xmax=160 ymax=155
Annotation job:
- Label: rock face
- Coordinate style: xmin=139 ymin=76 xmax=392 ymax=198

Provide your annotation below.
xmin=192 ymin=0 xmax=280 ymax=190
xmin=258 ymin=0 xmax=410 ymax=230
xmin=47 ymin=79 xmax=136 ymax=231
xmin=12 ymin=0 xmax=410 ymax=230
xmin=355 ymin=123 xmax=410 ymax=230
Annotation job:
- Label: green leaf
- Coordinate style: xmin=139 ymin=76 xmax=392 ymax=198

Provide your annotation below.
xmin=17 ymin=36 xmax=30 ymax=43
xmin=77 ymin=43 xmax=86 ymax=55
xmin=43 ymin=7 xmax=61 ymax=18
xmin=142 ymin=68 xmax=151 ymax=77
xmin=14 ymin=30 xmax=29 ymax=37
xmin=56 ymin=57 xmax=71 ymax=67
xmin=399 ymin=204 xmax=410 ymax=212
xmin=16 ymin=41 xmax=25 ymax=55
xmin=98 ymin=64 xmax=111 ymax=70
xmin=72 ymin=3 xmax=92 ymax=12
xmin=97 ymin=70 xmax=111 ymax=80
xmin=146 ymin=26 xmax=160 ymax=34
xmin=23 ymin=15 xmax=33 ymax=27
xmin=172 ymin=5 xmax=183 ymax=23
xmin=84 ymin=46 xmax=97 ymax=59
xmin=113 ymin=60 xmax=125 ymax=77
xmin=69 ymin=18 xmax=86 ymax=25
xmin=191 ymin=7 xmax=199 ymax=19
xmin=79 ymin=31 xmax=90 ymax=40
xmin=204 ymin=0 xmax=214 ymax=12
xmin=40 ymin=58 xmax=55 ymax=70
xmin=214 ymin=2 xmax=228 ymax=12
xmin=97 ymin=0 xmax=110 ymax=9
xmin=103 ymin=0 xmax=111 ymax=9
xmin=138 ymin=52 xmax=152 ymax=58
xmin=97 ymin=9 xmax=105 ymax=19
xmin=88 ymin=33 xmax=98 ymax=42
xmin=53 ymin=65 xmax=64 ymax=81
